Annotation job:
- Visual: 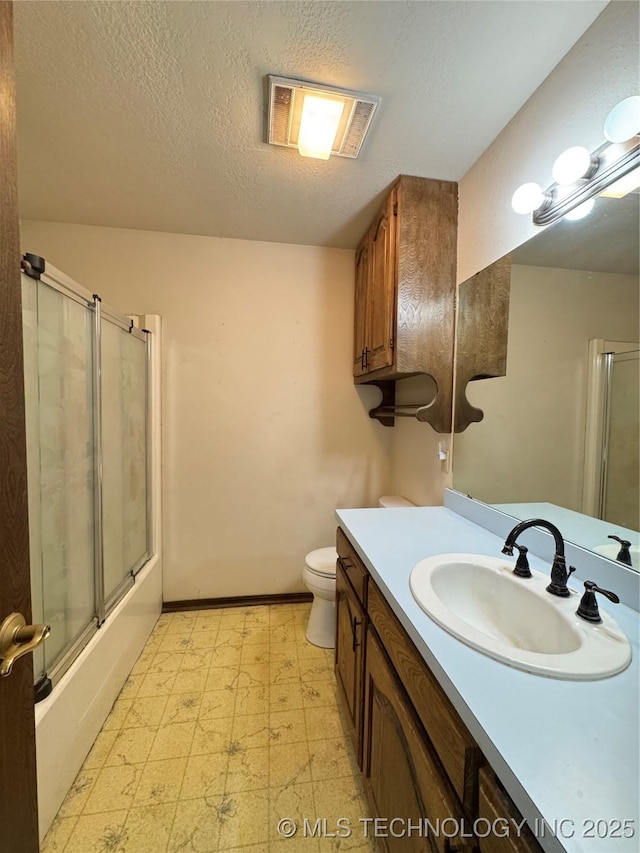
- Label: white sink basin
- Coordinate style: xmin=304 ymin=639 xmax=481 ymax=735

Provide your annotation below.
xmin=593 ymin=543 xmax=640 ymax=570
xmin=410 ymin=554 xmax=632 ymax=680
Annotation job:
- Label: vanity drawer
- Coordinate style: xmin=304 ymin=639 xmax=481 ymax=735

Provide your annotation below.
xmin=368 ymin=580 xmax=483 ymax=813
xmin=336 ymin=527 xmax=368 ymax=607
xmin=478 ymin=768 xmax=542 ymax=853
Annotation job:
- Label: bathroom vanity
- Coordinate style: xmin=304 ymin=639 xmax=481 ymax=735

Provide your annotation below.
xmin=334 ymin=499 xmax=639 ymax=853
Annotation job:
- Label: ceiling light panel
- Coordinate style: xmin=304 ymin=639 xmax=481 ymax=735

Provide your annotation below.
xmin=267 ymin=76 xmax=381 ymax=159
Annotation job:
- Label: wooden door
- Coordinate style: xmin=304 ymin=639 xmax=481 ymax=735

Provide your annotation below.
xmin=363 ymin=628 xmax=470 ymax=853
xmin=334 ymin=563 xmax=365 ymax=765
xmin=353 ymin=232 xmax=370 ymax=377
xmin=366 ymin=188 xmax=396 ymax=373
xmin=0 ymin=4 xmax=41 ymax=851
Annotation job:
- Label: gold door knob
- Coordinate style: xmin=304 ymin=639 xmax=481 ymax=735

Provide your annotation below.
xmin=0 ymin=612 xmax=51 ymax=677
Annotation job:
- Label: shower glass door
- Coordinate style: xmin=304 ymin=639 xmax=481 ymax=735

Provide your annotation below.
xmin=101 ymin=315 xmax=149 ymax=609
xmin=22 ymin=264 xmax=152 ymax=691
xmin=602 ymin=350 xmax=640 ymax=529
xmin=22 ymin=273 xmax=96 ymax=682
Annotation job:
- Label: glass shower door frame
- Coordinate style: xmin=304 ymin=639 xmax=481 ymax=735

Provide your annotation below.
xmin=599 ymin=348 xmax=640 ymax=523
xmin=27 ymin=264 xmax=154 ymax=690
xmin=582 ymin=338 xmax=639 ymax=519
xmin=100 ymin=304 xmax=151 ymax=618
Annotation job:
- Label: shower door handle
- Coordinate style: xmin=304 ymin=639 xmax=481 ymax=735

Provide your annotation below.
xmin=0 ymin=612 xmax=51 ymax=678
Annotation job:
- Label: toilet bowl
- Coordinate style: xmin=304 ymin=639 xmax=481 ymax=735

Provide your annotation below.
xmin=303 ymin=496 xmax=415 ymax=648
xmin=303 ymin=547 xmax=338 ymax=648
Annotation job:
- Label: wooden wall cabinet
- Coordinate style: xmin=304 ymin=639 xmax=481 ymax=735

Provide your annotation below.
xmin=334 ymin=526 xmax=543 ymax=853
xmin=454 ymin=256 xmax=511 ymax=433
xmin=353 ymin=175 xmax=458 ymax=433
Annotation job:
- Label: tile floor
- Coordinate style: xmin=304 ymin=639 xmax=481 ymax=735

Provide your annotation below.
xmin=41 ymin=603 xmax=378 ymax=852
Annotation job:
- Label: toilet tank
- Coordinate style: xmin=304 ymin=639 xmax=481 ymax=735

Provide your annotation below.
xmin=378 ymin=495 xmax=415 ymax=508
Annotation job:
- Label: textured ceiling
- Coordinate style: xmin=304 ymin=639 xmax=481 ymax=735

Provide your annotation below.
xmin=512 ymin=194 xmax=640 ymax=276
xmin=14 ymin=0 xmax=608 ymax=248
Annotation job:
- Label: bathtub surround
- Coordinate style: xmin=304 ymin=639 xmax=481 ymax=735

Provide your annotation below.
xmin=36 ymin=558 xmax=162 ymax=844
xmin=34 ymin=314 xmax=163 ymax=842
xmin=19 ymin=222 xmax=392 ymax=603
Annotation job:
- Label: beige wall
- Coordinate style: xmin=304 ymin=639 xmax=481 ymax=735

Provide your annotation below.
xmin=453 ymin=265 xmax=639 ymax=509
xmin=390 ymin=374 xmax=452 ymax=505
xmin=390 ymin=1 xmax=639 ymax=506
xmin=20 ymin=221 xmax=392 ymax=600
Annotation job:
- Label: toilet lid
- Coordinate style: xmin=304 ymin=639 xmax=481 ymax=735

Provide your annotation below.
xmin=305 ymin=547 xmax=337 ymax=578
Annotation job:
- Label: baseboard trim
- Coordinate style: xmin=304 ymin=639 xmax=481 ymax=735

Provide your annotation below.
xmin=162 ymin=592 xmax=313 ymax=613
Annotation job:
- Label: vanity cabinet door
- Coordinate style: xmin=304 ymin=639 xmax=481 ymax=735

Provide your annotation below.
xmin=335 ymin=562 xmax=366 ymax=766
xmin=367 ymin=188 xmax=396 ymax=373
xmin=363 ymin=627 xmax=471 ymax=853
xmin=478 ymin=769 xmax=542 ymax=853
xmin=353 ymin=232 xmax=371 ymax=377
xmin=368 ymin=581 xmax=483 ymax=813
xmin=352 ymin=189 xmax=397 ymax=378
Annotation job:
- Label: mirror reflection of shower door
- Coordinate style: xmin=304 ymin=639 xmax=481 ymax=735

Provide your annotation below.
xmin=601 ymin=350 xmax=640 ymax=529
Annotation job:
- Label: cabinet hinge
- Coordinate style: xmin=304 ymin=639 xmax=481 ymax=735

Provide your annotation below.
xmin=389 ymin=336 xmax=394 ymax=350
xmin=393 ymin=202 xmax=398 ymax=217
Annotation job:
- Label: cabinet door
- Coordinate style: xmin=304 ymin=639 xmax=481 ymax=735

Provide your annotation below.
xmin=367 ymin=189 xmax=396 ymax=373
xmin=478 ymin=769 xmax=541 ymax=853
xmin=353 ymin=234 xmax=370 ymax=377
xmin=335 ymin=563 xmax=366 ymax=765
xmin=363 ymin=628 xmax=470 ymax=853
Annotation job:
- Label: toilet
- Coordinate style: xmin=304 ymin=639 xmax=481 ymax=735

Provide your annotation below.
xmin=303 ymin=495 xmax=415 ymax=648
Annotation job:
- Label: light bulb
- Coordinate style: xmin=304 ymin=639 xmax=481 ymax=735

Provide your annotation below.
xmin=604 ymin=96 xmax=640 ymax=144
xmin=511 ymin=183 xmax=545 ymax=214
xmin=563 ymin=198 xmax=594 ymax=221
xmin=298 ymin=95 xmax=344 ymax=160
xmin=552 ymin=147 xmax=593 ymax=185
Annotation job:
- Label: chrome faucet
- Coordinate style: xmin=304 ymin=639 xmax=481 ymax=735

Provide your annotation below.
xmin=502 ymin=518 xmax=576 ymax=597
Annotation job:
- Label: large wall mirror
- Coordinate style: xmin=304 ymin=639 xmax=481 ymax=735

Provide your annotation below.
xmin=453 ymin=192 xmax=639 ymax=572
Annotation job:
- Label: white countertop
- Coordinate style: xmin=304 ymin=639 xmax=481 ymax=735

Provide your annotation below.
xmin=335 ymin=506 xmax=640 ymax=853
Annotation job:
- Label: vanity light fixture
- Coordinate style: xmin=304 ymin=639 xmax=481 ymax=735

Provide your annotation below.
xmin=511 ymin=96 xmax=640 ymax=225
xmin=563 ymin=198 xmax=595 ymax=221
xmin=603 ymin=95 xmax=640 ymax=143
xmin=511 ymin=182 xmax=547 ymax=214
xmin=266 ymin=75 xmax=381 ymax=160
xmin=599 ymin=166 xmax=640 ymax=198
xmin=551 ymin=146 xmax=597 ymax=185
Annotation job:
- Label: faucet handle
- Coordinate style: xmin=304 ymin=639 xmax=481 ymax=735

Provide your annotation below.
xmin=576 ymin=580 xmax=620 ymax=624
xmin=608 ymin=535 xmax=633 ymax=566
xmin=511 ymin=544 xmax=532 ymax=579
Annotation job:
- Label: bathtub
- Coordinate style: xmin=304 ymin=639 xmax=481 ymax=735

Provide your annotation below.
xmin=34 ymin=553 xmax=162 ymax=840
